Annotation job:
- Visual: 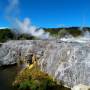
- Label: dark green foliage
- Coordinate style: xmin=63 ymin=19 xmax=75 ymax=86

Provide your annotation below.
xmin=17 ymin=34 xmax=36 ymax=40
xmin=45 ymin=27 xmax=83 ymax=37
xmin=44 ymin=28 xmax=62 ymax=36
xmin=0 ymin=29 xmax=36 ymax=42
xmin=0 ymin=28 xmax=16 ymax=42
xmin=19 ymin=80 xmax=38 ymax=90
xmin=66 ymin=27 xmax=82 ymax=37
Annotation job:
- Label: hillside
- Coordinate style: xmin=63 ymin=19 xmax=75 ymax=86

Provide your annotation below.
xmin=0 ymin=27 xmax=90 ymax=42
xmin=45 ymin=27 xmax=90 ymax=37
xmin=0 ymin=28 xmax=35 ymax=42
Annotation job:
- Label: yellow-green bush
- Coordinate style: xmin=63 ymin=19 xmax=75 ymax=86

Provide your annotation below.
xmin=13 ymin=64 xmax=71 ymax=90
xmin=13 ymin=65 xmax=57 ymax=90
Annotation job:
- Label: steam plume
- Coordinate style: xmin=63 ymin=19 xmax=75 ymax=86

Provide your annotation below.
xmin=5 ymin=0 xmax=19 ymax=21
xmin=61 ymin=30 xmax=90 ymax=43
xmin=16 ymin=18 xmax=50 ymax=39
xmin=5 ymin=0 xmax=50 ymax=39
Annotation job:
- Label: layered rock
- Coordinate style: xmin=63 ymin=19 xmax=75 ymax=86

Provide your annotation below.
xmin=0 ymin=40 xmax=47 ymax=66
xmin=0 ymin=40 xmax=90 ymax=88
xmin=38 ymin=40 xmax=90 ymax=87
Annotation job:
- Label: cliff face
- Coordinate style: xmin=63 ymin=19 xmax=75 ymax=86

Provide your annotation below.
xmin=0 ymin=40 xmax=90 ymax=87
xmin=0 ymin=40 xmax=47 ymax=66
xmin=38 ymin=40 xmax=90 ymax=87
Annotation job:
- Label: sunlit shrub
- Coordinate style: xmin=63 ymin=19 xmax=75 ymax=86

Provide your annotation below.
xmin=13 ymin=61 xmax=71 ymax=90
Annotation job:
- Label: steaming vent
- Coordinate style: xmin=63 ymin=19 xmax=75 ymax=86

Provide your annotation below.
xmin=60 ymin=30 xmax=90 ymax=43
xmin=5 ymin=0 xmax=50 ymax=39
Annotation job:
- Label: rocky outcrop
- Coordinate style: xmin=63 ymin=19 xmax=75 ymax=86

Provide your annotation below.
xmin=72 ymin=84 xmax=90 ymax=90
xmin=39 ymin=40 xmax=90 ymax=87
xmin=0 ymin=40 xmax=47 ymax=66
xmin=0 ymin=40 xmax=90 ymax=88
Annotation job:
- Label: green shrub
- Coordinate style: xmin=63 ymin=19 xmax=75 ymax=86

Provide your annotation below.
xmin=13 ymin=65 xmax=57 ymax=90
xmin=13 ymin=64 xmax=71 ymax=90
xmin=19 ymin=80 xmax=39 ymax=90
xmin=0 ymin=29 xmax=16 ymax=42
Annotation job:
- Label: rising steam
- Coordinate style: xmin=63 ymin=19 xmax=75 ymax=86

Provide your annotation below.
xmin=5 ymin=0 xmax=50 ymax=39
xmin=5 ymin=0 xmax=19 ymax=21
xmin=15 ymin=18 xmax=50 ymax=39
xmin=61 ymin=30 xmax=90 ymax=43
